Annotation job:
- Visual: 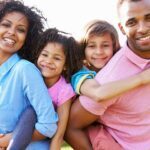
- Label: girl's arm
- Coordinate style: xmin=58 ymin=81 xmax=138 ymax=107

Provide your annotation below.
xmin=50 ymin=99 xmax=72 ymax=150
xmin=80 ymin=68 xmax=150 ymax=102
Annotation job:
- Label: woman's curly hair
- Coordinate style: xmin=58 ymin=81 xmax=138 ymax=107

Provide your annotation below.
xmin=0 ymin=0 xmax=46 ymax=62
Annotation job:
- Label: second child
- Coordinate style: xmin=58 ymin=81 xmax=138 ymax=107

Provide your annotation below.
xmin=8 ymin=28 xmax=82 ymax=150
xmin=37 ymin=28 xmax=82 ymax=150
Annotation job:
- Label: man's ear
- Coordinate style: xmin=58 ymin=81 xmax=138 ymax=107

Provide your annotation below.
xmin=118 ymin=23 xmax=126 ymax=35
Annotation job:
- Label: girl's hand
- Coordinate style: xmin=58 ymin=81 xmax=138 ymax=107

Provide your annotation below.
xmin=0 ymin=134 xmax=4 ymax=138
xmin=50 ymin=138 xmax=62 ymax=150
xmin=0 ymin=134 xmax=6 ymax=150
xmin=0 ymin=133 xmax=12 ymax=148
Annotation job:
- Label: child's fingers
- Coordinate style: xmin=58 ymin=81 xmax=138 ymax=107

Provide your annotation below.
xmin=0 ymin=134 xmax=4 ymax=138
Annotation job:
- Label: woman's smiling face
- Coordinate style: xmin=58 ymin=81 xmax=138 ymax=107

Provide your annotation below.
xmin=0 ymin=11 xmax=28 ymax=63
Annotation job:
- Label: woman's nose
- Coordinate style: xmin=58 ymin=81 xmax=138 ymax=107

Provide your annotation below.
xmin=8 ymin=27 xmax=16 ymax=35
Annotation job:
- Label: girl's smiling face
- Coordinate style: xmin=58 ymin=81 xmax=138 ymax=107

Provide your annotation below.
xmin=37 ymin=42 xmax=66 ymax=86
xmin=85 ymin=33 xmax=113 ymax=72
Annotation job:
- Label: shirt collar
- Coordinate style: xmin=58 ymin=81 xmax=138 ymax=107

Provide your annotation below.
xmin=124 ymin=42 xmax=150 ymax=69
xmin=0 ymin=54 xmax=20 ymax=77
xmin=49 ymin=76 xmax=63 ymax=89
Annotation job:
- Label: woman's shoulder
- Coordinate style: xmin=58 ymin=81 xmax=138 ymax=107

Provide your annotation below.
xmin=15 ymin=59 xmax=34 ymax=67
xmin=14 ymin=59 xmax=39 ymax=73
xmin=15 ymin=59 xmax=38 ymax=70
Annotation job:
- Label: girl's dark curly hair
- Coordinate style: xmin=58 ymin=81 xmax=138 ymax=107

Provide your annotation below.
xmin=37 ymin=28 xmax=83 ymax=82
xmin=79 ymin=19 xmax=120 ymax=60
xmin=0 ymin=0 xmax=46 ymax=63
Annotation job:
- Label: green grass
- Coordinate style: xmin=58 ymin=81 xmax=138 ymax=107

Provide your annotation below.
xmin=61 ymin=141 xmax=73 ymax=150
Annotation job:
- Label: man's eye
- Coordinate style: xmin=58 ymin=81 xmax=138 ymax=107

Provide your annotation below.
xmin=126 ymin=20 xmax=137 ymax=27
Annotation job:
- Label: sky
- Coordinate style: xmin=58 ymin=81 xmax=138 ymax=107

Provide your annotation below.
xmin=24 ymin=0 xmax=126 ymax=44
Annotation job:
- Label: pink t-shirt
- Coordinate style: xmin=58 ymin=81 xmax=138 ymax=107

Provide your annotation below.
xmin=48 ymin=76 xmax=75 ymax=108
xmin=80 ymin=43 xmax=150 ymax=150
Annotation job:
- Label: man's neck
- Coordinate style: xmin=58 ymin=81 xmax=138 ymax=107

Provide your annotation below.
xmin=127 ymin=42 xmax=150 ymax=59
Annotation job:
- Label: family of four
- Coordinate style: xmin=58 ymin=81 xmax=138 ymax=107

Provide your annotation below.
xmin=0 ymin=0 xmax=150 ymax=150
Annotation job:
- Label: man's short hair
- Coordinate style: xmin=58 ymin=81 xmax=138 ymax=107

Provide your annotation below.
xmin=117 ymin=0 xmax=142 ymax=17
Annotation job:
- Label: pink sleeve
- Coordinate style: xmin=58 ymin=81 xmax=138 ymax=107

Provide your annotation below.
xmin=57 ymin=84 xmax=75 ymax=107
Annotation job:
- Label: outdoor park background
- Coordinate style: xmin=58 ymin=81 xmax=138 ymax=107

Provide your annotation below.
xmin=24 ymin=0 xmax=126 ymax=45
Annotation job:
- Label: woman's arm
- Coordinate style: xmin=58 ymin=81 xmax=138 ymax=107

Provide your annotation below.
xmin=5 ymin=106 xmax=45 ymax=149
xmin=50 ymin=100 xmax=72 ymax=150
xmin=22 ymin=63 xmax=58 ymax=139
xmin=80 ymin=68 xmax=150 ymax=102
xmin=31 ymin=130 xmax=46 ymax=141
xmin=0 ymin=130 xmax=46 ymax=149
xmin=7 ymin=106 xmax=37 ymax=150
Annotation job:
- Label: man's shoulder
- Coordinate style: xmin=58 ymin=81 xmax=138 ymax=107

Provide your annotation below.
xmin=95 ymin=47 xmax=127 ymax=83
xmin=104 ymin=47 xmax=125 ymax=69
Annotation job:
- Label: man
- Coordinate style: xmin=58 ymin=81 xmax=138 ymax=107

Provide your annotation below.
xmin=65 ymin=0 xmax=150 ymax=149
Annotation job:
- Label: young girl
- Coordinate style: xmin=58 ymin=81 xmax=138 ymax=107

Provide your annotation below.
xmin=0 ymin=0 xmax=58 ymax=149
xmin=8 ymin=28 xmax=82 ymax=150
xmin=65 ymin=20 xmax=150 ymax=150
xmin=37 ymin=28 xmax=82 ymax=150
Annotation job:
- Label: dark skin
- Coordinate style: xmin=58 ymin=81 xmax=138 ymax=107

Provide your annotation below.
xmin=65 ymin=1 xmax=150 ymax=149
xmin=65 ymin=98 xmax=99 ymax=150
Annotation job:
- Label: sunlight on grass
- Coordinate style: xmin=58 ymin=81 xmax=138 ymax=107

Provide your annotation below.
xmin=61 ymin=147 xmax=73 ymax=150
xmin=61 ymin=141 xmax=73 ymax=150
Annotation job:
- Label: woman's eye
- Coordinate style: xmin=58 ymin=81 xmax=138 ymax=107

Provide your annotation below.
xmin=17 ymin=28 xmax=26 ymax=33
xmin=55 ymin=57 xmax=61 ymax=60
xmin=0 ymin=22 xmax=10 ymax=27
